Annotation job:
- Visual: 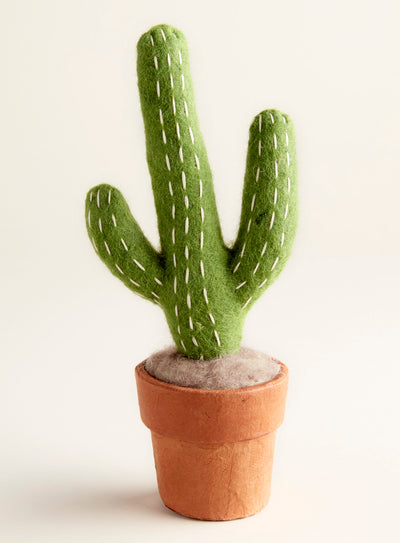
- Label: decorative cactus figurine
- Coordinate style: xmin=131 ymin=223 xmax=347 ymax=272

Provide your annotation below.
xmin=85 ymin=24 xmax=298 ymax=360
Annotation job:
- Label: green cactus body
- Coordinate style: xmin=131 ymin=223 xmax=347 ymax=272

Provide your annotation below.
xmin=85 ymin=24 xmax=298 ymax=360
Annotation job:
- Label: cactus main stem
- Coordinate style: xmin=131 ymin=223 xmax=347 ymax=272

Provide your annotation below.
xmin=85 ymin=24 xmax=298 ymax=360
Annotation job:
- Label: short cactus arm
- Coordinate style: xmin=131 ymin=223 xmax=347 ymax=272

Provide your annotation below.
xmin=230 ymin=110 xmax=298 ymax=308
xmin=85 ymin=184 xmax=164 ymax=303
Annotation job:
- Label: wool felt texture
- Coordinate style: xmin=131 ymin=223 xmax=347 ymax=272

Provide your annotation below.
xmin=145 ymin=346 xmax=281 ymax=389
xmin=85 ymin=24 xmax=298 ymax=360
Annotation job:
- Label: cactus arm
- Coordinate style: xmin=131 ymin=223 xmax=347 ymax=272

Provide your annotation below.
xmin=85 ymin=184 xmax=164 ymax=304
xmin=230 ymin=110 xmax=298 ymax=308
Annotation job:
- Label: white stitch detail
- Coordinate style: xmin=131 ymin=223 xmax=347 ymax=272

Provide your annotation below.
xmin=154 ymin=277 xmax=162 ymax=285
xmin=176 ymin=122 xmax=181 ymax=139
xmin=167 ymin=53 xmax=171 ymax=67
xmin=115 ymin=263 xmax=124 ymax=274
xmin=178 ymin=50 xmax=182 ymax=64
xmin=269 ymin=212 xmax=275 ymax=230
xmin=87 ymin=211 xmax=91 ymax=227
xmin=153 ymin=56 xmax=158 ymax=69
xmin=184 ymin=101 xmax=189 ymax=116
xmin=179 ymin=146 xmax=183 ymax=162
xmin=175 ymin=304 xmax=178 ymax=316
xmin=129 ymin=278 xmax=140 ymax=287
xmin=133 ymin=259 xmax=145 ymax=271
xmin=281 ymin=232 xmax=285 ymax=246
xmin=111 ymin=214 xmax=117 ymax=227
xmin=121 ymin=238 xmax=128 ymax=251
xmin=233 ymin=261 xmax=241 ymax=273
xmin=165 ymin=155 xmax=171 ymax=171
xmin=247 ymin=219 xmax=252 ymax=232
xmin=214 ymin=330 xmax=221 ymax=346
xmin=285 ymin=132 xmax=289 ymax=145
xmin=169 ymin=181 xmax=173 ymax=196
xmin=251 ymin=194 xmax=256 ymax=211
xmin=271 ymin=257 xmax=279 ymax=271
xmin=200 ymin=207 xmax=205 ymax=222
xmin=181 ymin=170 xmax=186 ymax=189
xmin=187 ymin=294 xmax=191 ymax=309
xmin=256 ymin=167 xmax=260 ymax=182
xmin=189 ymin=316 xmax=193 ymax=329
xmin=185 ymin=267 xmax=189 ymax=284
xmin=159 ymin=109 xmax=164 ymax=124
xmin=172 ymin=97 xmax=176 ymax=115
xmin=274 ymin=161 xmax=279 ymax=178
xmin=156 ymin=80 xmax=160 ymax=98
xmin=181 ymin=74 xmax=185 ymax=90
xmin=108 ymin=189 xmax=111 ymax=204
xmin=259 ymin=114 xmax=262 ymax=131
xmin=203 ymin=288 xmax=209 ymax=304
xmin=173 ymin=253 xmax=177 ymax=267
xmin=172 ymin=227 xmax=175 ymax=244
xmin=209 ymin=313 xmax=215 ymax=324
xmin=284 ymin=204 xmax=289 ymax=219
xmin=172 ymin=204 xmax=175 ymax=219
xmin=240 ymin=242 xmax=247 ymax=257
xmin=270 ymin=112 xmax=275 ymax=123
xmin=242 ymin=297 xmax=252 ymax=309
xmin=162 ymin=130 xmax=167 ymax=144
xmin=236 ymin=281 xmax=247 ymax=290
xmin=104 ymin=241 xmax=111 ymax=255
xmin=192 ymin=336 xmax=198 ymax=346
xmin=152 ymin=291 xmax=159 ymax=299
xmin=98 ymin=218 xmax=102 ymax=232
xmin=253 ymin=263 xmax=260 ymax=275
xmin=189 ymin=126 xmax=194 ymax=143
xmin=274 ymin=187 xmax=278 ymax=204
xmin=185 ymin=217 xmax=189 ymax=233
xmin=150 ymin=34 xmax=154 ymax=46
xmin=185 ymin=246 xmax=189 ymax=259
xmin=160 ymin=28 xmax=166 ymax=41
xmin=200 ymin=260 xmax=205 ymax=277
xmin=261 ymin=241 xmax=268 ymax=256
xmin=273 ymin=133 xmax=278 ymax=149
xmin=258 ymin=140 xmax=262 ymax=156
xmin=180 ymin=340 xmax=186 ymax=351
xmin=258 ymin=278 xmax=268 ymax=289
xmin=96 ymin=190 xmax=100 ymax=208
xmin=91 ymin=237 xmax=98 ymax=251
xmin=173 ymin=276 xmax=177 ymax=293
xmin=89 ymin=192 xmax=93 ymax=202
xmin=199 ymin=179 xmax=203 ymax=198
xmin=195 ymin=154 xmax=200 ymax=170
xmin=200 ymin=231 xmax=204 ymax=249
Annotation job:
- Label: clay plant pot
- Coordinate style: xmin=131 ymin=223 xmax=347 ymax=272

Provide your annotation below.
xmin=135 ymin=359 xmax=289 ymax=521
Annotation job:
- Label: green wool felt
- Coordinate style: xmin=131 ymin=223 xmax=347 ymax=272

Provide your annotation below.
xmin=85 ymin=24 xmax=298 ymax=360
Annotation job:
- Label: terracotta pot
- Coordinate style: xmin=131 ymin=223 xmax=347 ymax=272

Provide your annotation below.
xmin=135 ymin=359 xmax=288 ymax=521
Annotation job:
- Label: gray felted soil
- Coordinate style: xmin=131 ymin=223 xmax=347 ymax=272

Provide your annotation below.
xmin=144 ymin=346 xmax=281 ymax=390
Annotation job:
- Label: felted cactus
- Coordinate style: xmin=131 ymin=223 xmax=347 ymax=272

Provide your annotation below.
xmin=85 ymin=24 xmax=298 ymax=360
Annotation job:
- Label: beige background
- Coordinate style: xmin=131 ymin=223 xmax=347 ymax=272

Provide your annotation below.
xmin=1 ymin=0 xmax=399 ymax=541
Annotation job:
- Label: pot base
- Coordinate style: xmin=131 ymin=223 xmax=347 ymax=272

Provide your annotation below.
xmin=151 ymin=430 xmax=277 ymax=521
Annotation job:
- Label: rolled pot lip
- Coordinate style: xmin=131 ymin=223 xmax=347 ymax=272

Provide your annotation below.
xmin=135 ymin=358 xmax=288 ymax=394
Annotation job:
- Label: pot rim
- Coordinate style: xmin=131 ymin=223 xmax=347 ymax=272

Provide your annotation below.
xmin=136 ymin=359 xmax=288 ymax=395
